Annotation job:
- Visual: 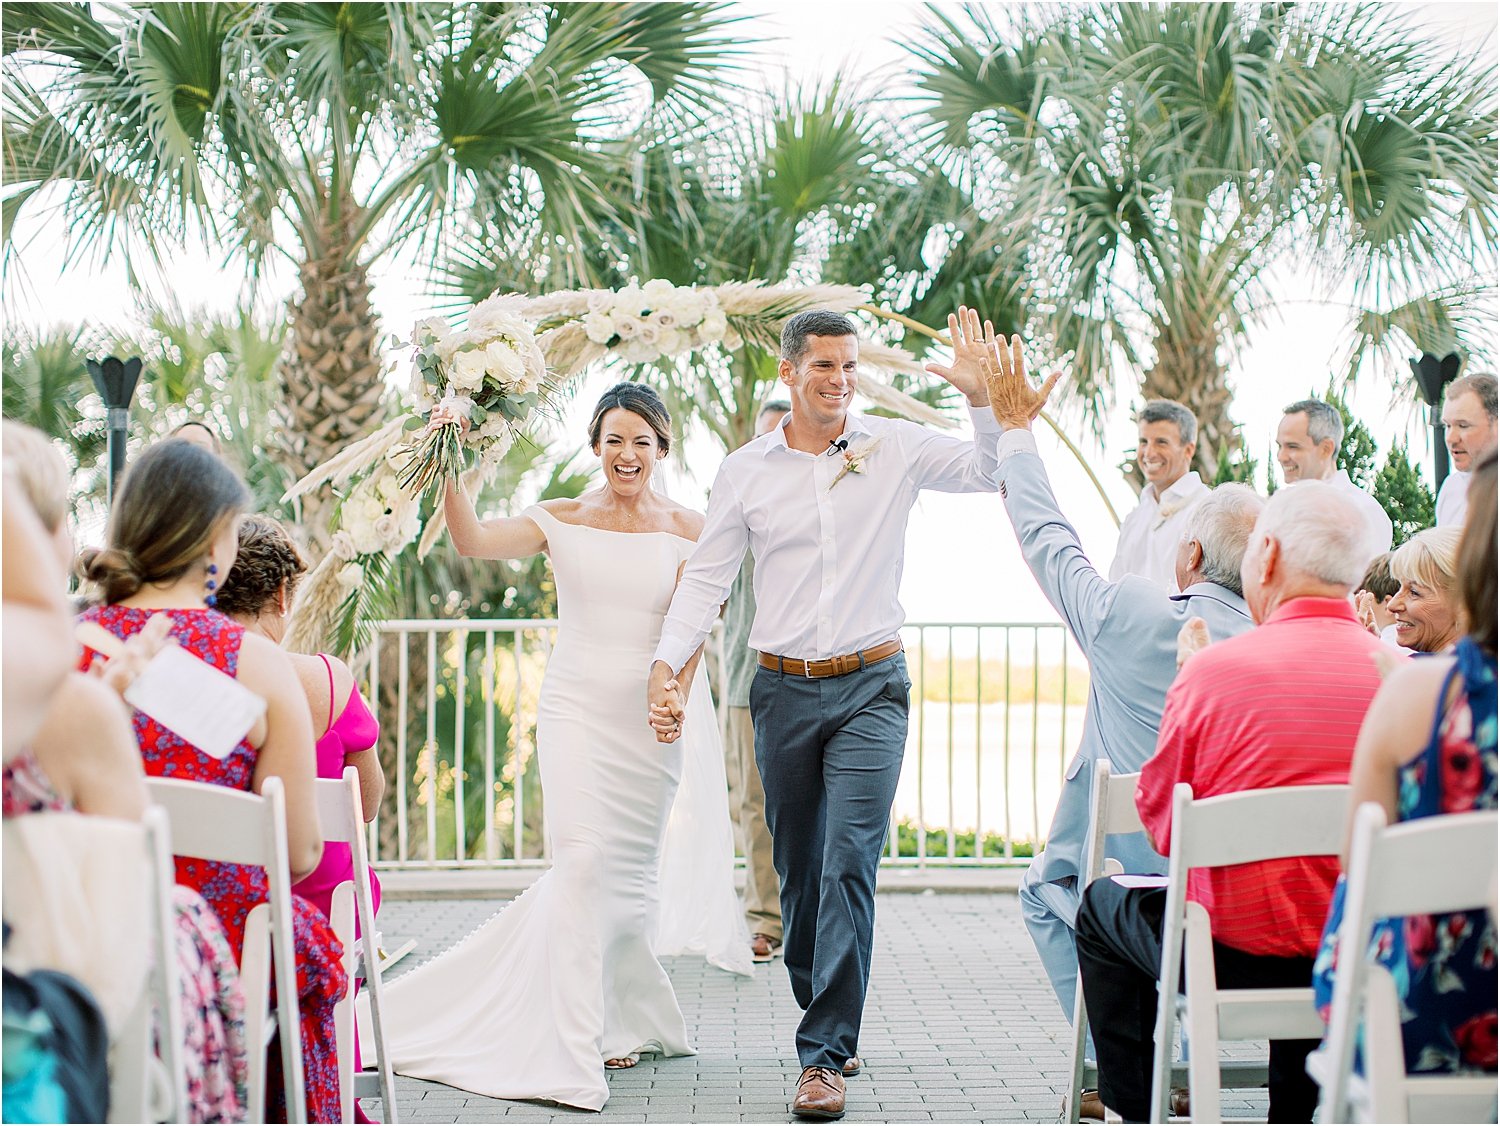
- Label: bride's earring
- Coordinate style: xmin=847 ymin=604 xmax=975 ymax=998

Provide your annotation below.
xmin=204 ymin=562 xmax=219 ymax=608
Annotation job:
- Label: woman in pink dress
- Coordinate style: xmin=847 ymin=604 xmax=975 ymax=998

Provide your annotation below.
xmin=77 ymin=438 xmax=346 ymax=1123
xmin=217 ymin=514 xmax=385 ymax=1120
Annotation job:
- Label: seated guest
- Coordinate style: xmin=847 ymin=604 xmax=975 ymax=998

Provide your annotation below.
xmin=1276 ymin=399 xmax=1393 ymax=561
xmin=216 ymin=515 xmax=384 ymax=1121
xmin=1109 ymin=400 xmax=1209 ymax=590
xmin=988 ymin=368 xmax=1261 ymax=1046
xmin=1436 ymin=373 xmax=1497 ymax=527
xmin=3 ymin=419 xmax=250 ymax=1122
xmin=76 ymin=440 xmax=345 ymax=1123
xmin=1354 ymin=552 xmax=1400 ymax=645
xmin=1313 ymin=450 xmax=1497 ymax=1076
xmin=170 ymin=419 xmax=225 ymax=457
xmin=1387 ymin=527 xmax=1464 ymax=654
xmin=1075 ymin=481 xmax=1390 ymax=1124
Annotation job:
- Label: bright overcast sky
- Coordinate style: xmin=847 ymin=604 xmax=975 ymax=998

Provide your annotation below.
xmin=6 ymin=0 xmax=1497 ymax=625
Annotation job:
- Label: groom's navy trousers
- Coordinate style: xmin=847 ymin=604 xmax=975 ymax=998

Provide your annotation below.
xmin=750 ymin=650 xmax=910 ymax=1070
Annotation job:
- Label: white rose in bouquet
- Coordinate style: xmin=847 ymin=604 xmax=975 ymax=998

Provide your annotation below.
xmin=336 ymin=562 xmax=365 ymax=591
xmin=583 ymin=311 xmax=616 ymax=344
xmin=485 ymin=340 xmax=524 ymax=382
xmin=451 ymin=348 xmax=488 ymax=392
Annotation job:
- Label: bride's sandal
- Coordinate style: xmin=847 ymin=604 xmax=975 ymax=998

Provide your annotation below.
xmin=604 ymin=1053 xmax=640 ymax=1070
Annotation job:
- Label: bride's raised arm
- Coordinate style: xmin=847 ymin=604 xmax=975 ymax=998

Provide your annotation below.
xmin=443 ymin=477 xmax=548 ymax=561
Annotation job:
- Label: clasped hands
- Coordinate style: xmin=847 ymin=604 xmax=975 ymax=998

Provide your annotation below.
xmin=647 ymin=661 xmax=686 ymax=744
xmin=931 ymin=306 xmax=1062 ymax=431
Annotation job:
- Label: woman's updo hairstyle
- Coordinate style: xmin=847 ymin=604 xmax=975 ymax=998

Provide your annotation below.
xmin=215 ymin=514 xmax=307 ymax=618
xmin=79 ymin=439 xmax=250 ymax=604
xmin=587 ymin=382 xmax=672 ymax=455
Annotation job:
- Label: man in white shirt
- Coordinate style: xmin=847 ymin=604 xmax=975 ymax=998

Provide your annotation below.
xmin=1109 ymin=400 xmax=1209 ymax=590
xmin=1275 ymin=399 xmax=1393 ymax=562
xmin=1437 ymin=373 xmax=1497 ymax=527
xmin=648 ymin=308 xmax=1011 ymax=1120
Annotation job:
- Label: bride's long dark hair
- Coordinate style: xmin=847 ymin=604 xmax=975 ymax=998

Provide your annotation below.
xmin=587 ymin=382 xmax=673 ymax=455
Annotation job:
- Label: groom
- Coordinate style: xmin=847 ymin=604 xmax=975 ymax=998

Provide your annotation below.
xmin=648 ymin=308 xmax=1002 ymax=1119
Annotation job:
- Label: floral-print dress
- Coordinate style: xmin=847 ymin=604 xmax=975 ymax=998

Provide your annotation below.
xmin=78 ymin=605 xmax=348 ymax=1122
xmin=2 ymin=748 xmax=250 ymax=1122
xmin=1313 ymin=636 xmax=1498 ymax=1073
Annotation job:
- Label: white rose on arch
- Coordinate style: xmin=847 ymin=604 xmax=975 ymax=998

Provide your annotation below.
xmin=335 ymin=562 xmax=365 ymax=591
xmin=698 ymin=308 xmax=729 ymax=342
xmin=657 ymin=328 xmax=686 ymax=356
xmin=613 ymin=315 xmax=642 ymax=339
xmin=636 ymin=321 xmax=662 ymax=347
xmin=612 ymin=284 xmax=645 ymax=317
xmin=328 ymin=531 xmax=358 ymax=561
xmin=583 ymin=311 xmax=616 ymax=344
xmin=586 ymin=290 xmax=614 ymax=315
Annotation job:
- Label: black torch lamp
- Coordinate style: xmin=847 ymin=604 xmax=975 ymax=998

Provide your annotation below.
xmin=86 ymin=355 xmax=143 ymax=507
xmin=1408 ymin=352 xmax=1462 ymax=490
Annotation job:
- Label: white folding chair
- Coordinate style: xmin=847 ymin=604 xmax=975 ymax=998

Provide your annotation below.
xmin=1150 ymin=782 xmax=1351 ymax=1123
xmin=1066 ymin=761 xmax=1149 ymax=1122
xmin=96 ymin=806 xmax=185 ymax=1124
xmin=316 ymin=766 xmax=399 ymax=1124
xmin=145 ymin=776 xmax=308 ymax=1124
xmin=1312 ymin=803 xmax=1498 ymax=1124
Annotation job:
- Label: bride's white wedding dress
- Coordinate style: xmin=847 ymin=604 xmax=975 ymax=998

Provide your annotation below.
xmin=362 ymin=506 xmax=745 ymax=1110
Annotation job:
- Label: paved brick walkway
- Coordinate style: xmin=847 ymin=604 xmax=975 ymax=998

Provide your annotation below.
xmin=364 ymin=892 xmax=1271 ymax=1123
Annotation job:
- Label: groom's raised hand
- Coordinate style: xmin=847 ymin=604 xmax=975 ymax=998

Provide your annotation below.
xmin=984 ymin=332 xmax=1061 ymax=431
xmin=924 ymin=306 xmax=998 ymax=408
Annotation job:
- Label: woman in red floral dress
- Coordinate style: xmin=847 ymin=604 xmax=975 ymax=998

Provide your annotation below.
xmin=77 ymin=438 xmax=346 ymax=1122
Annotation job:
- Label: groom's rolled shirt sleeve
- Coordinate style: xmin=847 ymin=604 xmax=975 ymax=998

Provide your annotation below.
xmin=654 ymin=464 xmax=749 ymax=674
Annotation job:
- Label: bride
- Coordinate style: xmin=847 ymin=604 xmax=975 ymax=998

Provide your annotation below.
xmin=366 ymin=382 xmax=747 ymax=1110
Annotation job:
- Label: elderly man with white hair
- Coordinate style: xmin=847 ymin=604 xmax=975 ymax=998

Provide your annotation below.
xmin=981 ymin=333 xmax=1264 ymax=1073
xmin=1074 ymin=480 xmax=1392 ymax=1124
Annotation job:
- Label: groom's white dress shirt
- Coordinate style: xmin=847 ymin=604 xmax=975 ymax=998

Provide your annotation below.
xmin=654 ymin=407 xmax=1001 ymax=669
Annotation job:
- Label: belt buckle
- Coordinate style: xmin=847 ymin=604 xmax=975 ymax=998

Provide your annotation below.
xmin=802 ymin=658 xmax=815 ymax=679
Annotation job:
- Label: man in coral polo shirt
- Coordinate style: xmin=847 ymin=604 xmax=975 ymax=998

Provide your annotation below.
xmin=1074 ymin=480 xmax=1391 ymax=1123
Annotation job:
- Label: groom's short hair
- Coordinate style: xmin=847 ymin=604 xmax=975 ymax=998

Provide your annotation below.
xmin=781 ymin=310 xmax=856 ymax=366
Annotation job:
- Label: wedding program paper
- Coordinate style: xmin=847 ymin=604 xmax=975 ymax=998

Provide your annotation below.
xmin=122 ymin=645 xmax=266 ymax=760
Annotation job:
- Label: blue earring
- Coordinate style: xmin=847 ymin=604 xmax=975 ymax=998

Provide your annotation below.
xmin=205 ymin=563 xmax=219 ymax=608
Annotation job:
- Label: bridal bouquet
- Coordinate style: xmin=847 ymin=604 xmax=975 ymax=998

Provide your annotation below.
xmin=398 ymin=296 xmax=551 ymax=494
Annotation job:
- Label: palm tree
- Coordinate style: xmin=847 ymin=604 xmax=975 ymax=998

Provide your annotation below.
xmin=442 ymin=81 xmax=964 ymax=453
xmin=3 ymin=2 xmax=740 ymax=539
xmin=908 ymin=3 xmax=1498 ymax=468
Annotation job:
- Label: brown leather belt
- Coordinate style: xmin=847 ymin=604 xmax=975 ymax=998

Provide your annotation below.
xmin=758 ymin=639 xmax=904 ymax=679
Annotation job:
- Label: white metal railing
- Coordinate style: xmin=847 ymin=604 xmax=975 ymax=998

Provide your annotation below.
xmin=359 ymin=619 xmax=1087 ymax=871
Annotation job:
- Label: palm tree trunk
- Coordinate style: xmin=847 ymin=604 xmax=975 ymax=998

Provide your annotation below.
xmin=1140 ymin=330 xmax=1238 ymax=480
xmin=277 ymin=190 xmax=387 ymax=547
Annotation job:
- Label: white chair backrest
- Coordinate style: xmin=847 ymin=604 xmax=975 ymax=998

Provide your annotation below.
xmin=1082 ymin=761 xmax=1145 ymax=883
xmin=144 ymin=777 xmax=282 ymax=866
xmin=1319 ymin=802 xmax=1499 ymax=1123
xmin=1170 ymin=782 xmax=1351 ymax=869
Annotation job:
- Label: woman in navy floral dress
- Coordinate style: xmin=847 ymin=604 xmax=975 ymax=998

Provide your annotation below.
xmin=1314 ymin=451 xmax=1498 ymax=1076
xmin=78 ymin=439 xmax=346 ymax=1122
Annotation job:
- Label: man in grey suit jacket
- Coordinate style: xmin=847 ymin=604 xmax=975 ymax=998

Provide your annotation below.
xmin=985 ymin=346 xmax=1265 ymax=1033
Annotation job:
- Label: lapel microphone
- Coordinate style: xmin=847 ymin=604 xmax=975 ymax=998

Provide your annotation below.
xmin=826 ymin=437 xmax=850 ymax=457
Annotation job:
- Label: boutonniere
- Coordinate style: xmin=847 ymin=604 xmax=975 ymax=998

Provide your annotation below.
xmin=1153 ymin=494 xmax=1190 ymax=528
xmin=828 ymin=437 xmax=882 ymax=491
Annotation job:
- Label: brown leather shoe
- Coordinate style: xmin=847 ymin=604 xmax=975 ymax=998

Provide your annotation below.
xmin=842 ymin=1056 xmax=861 ymax=1077
xmin=750 ymin=933 xmax=782 ymax=963
xmin=791 ymin=1066 xmax=846 ymax=1119
xmin=1077 ymin=1088 xmax=1105 ymax=1120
